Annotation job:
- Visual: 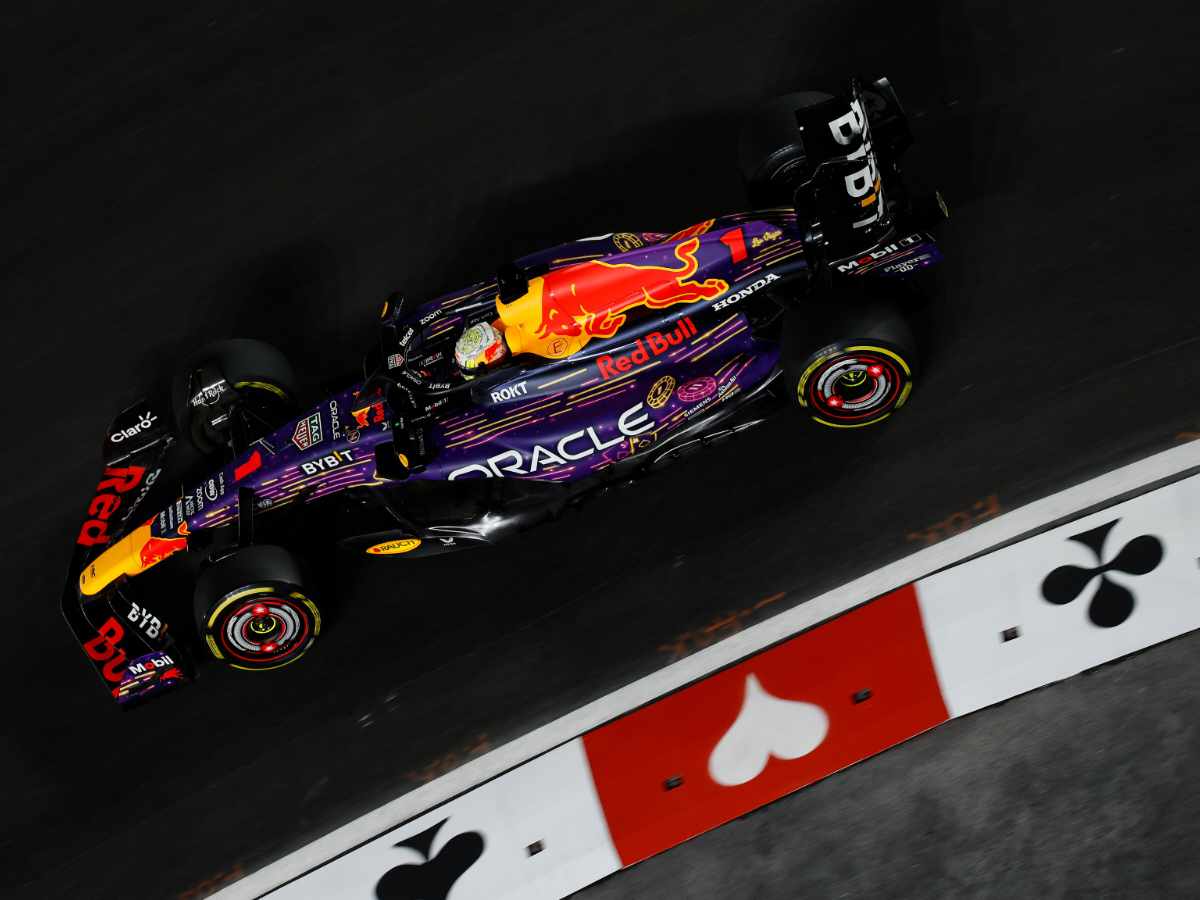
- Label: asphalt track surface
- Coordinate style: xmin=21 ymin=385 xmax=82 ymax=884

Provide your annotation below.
xmin=3 ymin=2 xmax=1199 ymax=898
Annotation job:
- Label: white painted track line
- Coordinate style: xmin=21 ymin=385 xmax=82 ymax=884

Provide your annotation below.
xmin=218 ymin=439 xmax=1200 ymax=899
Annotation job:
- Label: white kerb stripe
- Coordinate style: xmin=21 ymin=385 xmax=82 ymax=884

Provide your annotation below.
xmin=216 ymin=439 xmax=1200 ymax=899
xmin=917 ymin=474 xmax=1200 ymax=716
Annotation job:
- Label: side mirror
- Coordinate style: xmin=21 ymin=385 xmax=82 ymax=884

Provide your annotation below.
xmin=379 ymin=291 xmax=406 ymax=322
xmin=496 ymin=263 xmax=528 ymax=303
xmin=374 ymin=441 xmax=411 ymax=481
xmin=799 ymin=222 xmax=833 ymax=292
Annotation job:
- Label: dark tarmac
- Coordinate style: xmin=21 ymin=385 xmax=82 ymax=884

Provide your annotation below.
xmin=2 ymin=1 xmax=1199 ymax=897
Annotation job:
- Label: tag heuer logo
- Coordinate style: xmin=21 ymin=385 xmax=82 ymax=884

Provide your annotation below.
xmin=291 ymin=412 xmax=323 ymax=451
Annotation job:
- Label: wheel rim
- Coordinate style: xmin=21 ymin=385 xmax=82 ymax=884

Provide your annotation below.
xmin=207 ymin=587 xmax=319 ymax=670
xmin=799 ymin=344 xmax=912 ymax=427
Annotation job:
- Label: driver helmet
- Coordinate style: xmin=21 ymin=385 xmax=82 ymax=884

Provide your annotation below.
xmin=455 ymin=321 xmax=508 ymax=375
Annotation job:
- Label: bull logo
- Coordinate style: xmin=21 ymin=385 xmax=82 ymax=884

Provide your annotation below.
xmin=138 ymin=534 xmax=188 ymax=568
xmin=498 ymin=237 xmax=729 ymax=358
xmin=538 ymin=237 xmax=727 ymax=339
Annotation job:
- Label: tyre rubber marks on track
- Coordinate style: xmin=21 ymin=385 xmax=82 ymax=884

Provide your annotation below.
xmin=906 ymin=494 xmax=1001 ymax=547
xmin=657 ymin=591 xmax=787 ymax=660
xmin=404 ymin=734 xmax=493 ymax=786
xmin=178 ymin=864 xmax=245 ymax=900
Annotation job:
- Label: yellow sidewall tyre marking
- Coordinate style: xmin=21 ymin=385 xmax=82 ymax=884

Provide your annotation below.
xmin=813 ymin=412 xmax=892 ymax=429
xmin=300 ymin=597 xmax=322 ymax=635
xmin=798 ymin=343 xmax=914 ymax=427
xmin=233 ymin=380 xmax=289 ymax=401
xmin=206 ymin=634 xmax=224 ymax=660
xmin=796 ymin=352 xmax=836 ymax=408
xmin=230 ymin=653 xmax=310 ymax=672
xmin=845 ymin=344 xmax=912 ymax=376
xmin=204 ymin=584 xmax=321 ymax=668
xmin=206 ymin=586 xmax=272 ymax=629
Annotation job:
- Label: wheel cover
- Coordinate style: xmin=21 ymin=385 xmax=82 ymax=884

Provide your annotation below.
xmin=798 ymin=344 xmax=912 ymax=427
xmin=207 ymin=587 xmax=319 ymax=669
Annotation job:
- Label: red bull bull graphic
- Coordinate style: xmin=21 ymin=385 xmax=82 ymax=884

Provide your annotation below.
xmin=498 ymin=237 xmax=729 ymax=359
xmin=138 ymin=534 xmax=188 ymax=568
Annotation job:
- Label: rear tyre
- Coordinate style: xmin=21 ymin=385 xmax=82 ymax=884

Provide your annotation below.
xmin=783 ymin=300 xmax=917 ymax=428
xmin=738 ymin=91 xmax=836 ymax=208
xmin=172 ymin=338 xmax=299 ymax=455
xmin=194 ymin=545 xmax=321 ymax=671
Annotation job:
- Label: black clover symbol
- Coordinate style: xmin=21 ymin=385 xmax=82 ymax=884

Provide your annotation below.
xmin=375 ymin=818 xmax=485 ymax=900
xmin=1041 ymin=519 xmax=1164 ymax=627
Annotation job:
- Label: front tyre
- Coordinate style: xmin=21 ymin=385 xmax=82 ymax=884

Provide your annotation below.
xmin=172 ymin=338 xmax=299 ymax=456
xmin=784 ymin=303 xmax=917 ymax=428
xmin=194 ymin=545 xmax=321 ymax=671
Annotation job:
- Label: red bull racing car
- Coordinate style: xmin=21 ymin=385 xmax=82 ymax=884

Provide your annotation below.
xmin=63 ymin=77 xmax=947 ymax=705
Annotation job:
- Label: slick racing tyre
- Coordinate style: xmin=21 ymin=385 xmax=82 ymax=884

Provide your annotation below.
xmin=194 ymin=545 xmax=321 ymax=671
xmin=738 ymin=91 xmax=837 ymax=208
xmin=172 ymin=338 xmax=299 ymax=455
xmin=783 ymin=302 xmax=917 ymax=428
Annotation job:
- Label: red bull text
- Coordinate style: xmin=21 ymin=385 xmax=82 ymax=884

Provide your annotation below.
xmin=596 ymin=316 xmax=697 ymax=380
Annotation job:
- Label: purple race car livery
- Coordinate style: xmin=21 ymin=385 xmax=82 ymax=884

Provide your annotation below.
xmin=62 ymin=76 xmax=947 ymax=705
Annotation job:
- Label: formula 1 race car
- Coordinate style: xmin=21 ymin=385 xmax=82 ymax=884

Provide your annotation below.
xmin=64 ymin=77 xmax=946 ymax=705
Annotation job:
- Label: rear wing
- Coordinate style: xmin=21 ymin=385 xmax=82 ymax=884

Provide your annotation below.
xmin=860 ymin=76 xmax=913 ymax=163
xmin=60 ymin=398 xmax=194 ymax=707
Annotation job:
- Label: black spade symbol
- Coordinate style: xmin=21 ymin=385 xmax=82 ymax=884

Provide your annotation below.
xmin=375 ymin=818 xmax=485 ymax=900
xmin=1041 ymin=519 xmax=1164 ymax=628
